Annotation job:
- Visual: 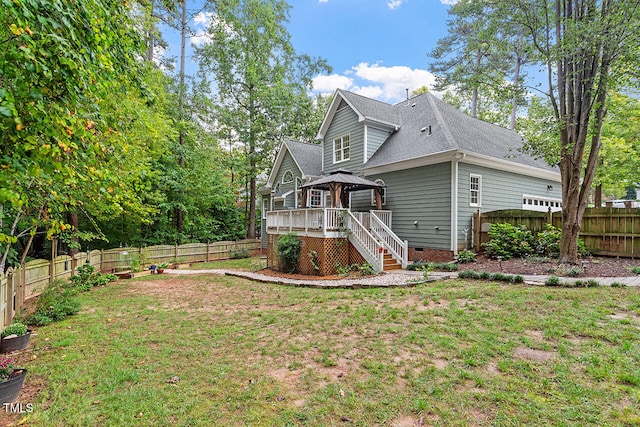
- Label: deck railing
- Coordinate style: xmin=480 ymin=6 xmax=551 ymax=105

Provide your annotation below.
xmin=266 ymin=208 xmax=350 ymax=233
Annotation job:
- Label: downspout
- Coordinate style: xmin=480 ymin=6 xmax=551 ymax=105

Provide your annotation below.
xmin=451 ymin=153 xmax=465 ymax=253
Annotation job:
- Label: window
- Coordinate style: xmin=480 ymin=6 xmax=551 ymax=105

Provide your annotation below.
xmin=371 ymin=179 xmax=387 ymax=206
xmin=309 ymin=189 xmax=323 ymax=207
xmin=333 ymin=135 xmax=350 ymax=163
xmin=282 ymin=170 xmax=294 ymax=183
xmin=469 ymin=174 xmax=482 ymax=207
xmin=522 ymin=194 xmax=562 ymax=212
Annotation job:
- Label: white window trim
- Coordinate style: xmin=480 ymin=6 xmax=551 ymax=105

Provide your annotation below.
xmin=282 ymin=170 xmax=294 ymax=184
xmin=371 ymin=179 xmax=387 ymax=206
xmin=522 ymin=194 xmax=562 ymax=212
xmin=308 ymin=189 xmax=323 ymax=208
xmin=469 ymin=174 xmax=482 ymax=207
xmin=333 ymin=134 xmax=350 ymax=164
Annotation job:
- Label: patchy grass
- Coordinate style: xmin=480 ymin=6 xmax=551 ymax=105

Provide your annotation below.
xmin=187 ymin=256 xmax=266 ymax=271
xmin=14 ymin=275 xmax=640 ymax=426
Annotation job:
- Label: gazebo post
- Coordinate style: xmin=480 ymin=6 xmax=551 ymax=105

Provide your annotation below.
xmin=375 ymin=189 xmax=382 ymax=210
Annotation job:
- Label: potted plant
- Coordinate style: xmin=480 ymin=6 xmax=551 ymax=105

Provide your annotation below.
xmin=0 ymin=356 xmax=27 ymax=404
xmin=1 ymin=323 xmax=31 ymax=354
xmin=157 ymin=262 xmax=168 ymax=274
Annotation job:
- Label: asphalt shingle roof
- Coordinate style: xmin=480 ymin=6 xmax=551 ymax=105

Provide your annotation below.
xmin=283 ymin=138 xmax=323 ymax=177
xmin=336 ymin=90 xmax=556 ymax=173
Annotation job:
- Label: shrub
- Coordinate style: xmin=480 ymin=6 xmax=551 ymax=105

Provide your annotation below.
xmin=433 ymin=262 xmax=459 ymax=272
xmin=26 ymin=279 xmax=81 ymax=326
xmin=545 ymin=276 xmax=562 ymax=286
xmin=276 ymin=233 xmax=301 ymax=273
xmin=407 ymin=260 xmax=429 ymax=271
xmin=536 ymin=224 xmax=561 ymax=257
xmin=231 ymin=248 xmax=250 ymax=259
xmin=1 ymin=322 xmax=28 ymax=338
xmin=69 ymin=264 xmax=117 ymax=292
xmin=567 ymin=267 xmax=583 ymax=278
xmin=455 ymin=249 xmax=477 ymax=264
xmin=483 ymin=223 xmax=535 ymax=260
xmin=629 ymin=266 xmax=640 ymax=275
xmin=611 ymin=282 xmax=627 ymax=288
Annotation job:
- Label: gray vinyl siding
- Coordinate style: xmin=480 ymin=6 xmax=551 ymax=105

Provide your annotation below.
xmin=273 ymin=151 xmax=302 ymax=209
xmin=323 ymin=106 xmax=365 ymax=174
xmin=456 ymin=162 xmax=561 ymax=251
xmin=366 ymin=126 xmax=391 ymax=162
xmin=260 ymin=195 xmax=269 ymax=248
xmin=354 ymin=162 xmax=452 ymax=250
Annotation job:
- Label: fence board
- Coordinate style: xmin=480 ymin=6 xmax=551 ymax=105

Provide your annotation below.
xmin=475 ymin=207 xmax=640 ymax=257
xmin=0 ymin=240 xmax=262 ymax=326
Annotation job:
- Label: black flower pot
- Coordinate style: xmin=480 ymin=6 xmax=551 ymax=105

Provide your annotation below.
xmin=0 ymin=369 xmax=27 ymax=404
xmin=0 ymin=330 xmax=32 ymax=354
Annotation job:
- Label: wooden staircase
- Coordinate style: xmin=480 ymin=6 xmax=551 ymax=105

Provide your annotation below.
xmin=383 ymin=250 xmax=402 ymax=271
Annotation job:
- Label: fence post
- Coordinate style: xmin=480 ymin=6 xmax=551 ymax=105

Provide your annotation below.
xmin=547 ymin=207 xmax=552 ymax=225
xmin=206 ymin=242 xmax=210 ymax=262
xmin=473 ymin=209 xmax=481 ymax=252
xmin=174 ymin=243 xmax=178 ymax=263
xmin=100 ymin=249 xmax=104 ymax=273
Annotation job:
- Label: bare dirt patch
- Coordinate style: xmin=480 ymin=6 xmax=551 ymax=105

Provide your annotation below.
xmin=513 ymin=347 xmax=556 ymax=362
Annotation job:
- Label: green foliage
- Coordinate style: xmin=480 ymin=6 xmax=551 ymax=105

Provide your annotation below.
xmin=567 ymin=267 xmax=583 ymax=278
xmin=483 ymin=223 xmax=535 ymax=260
xmin=1 ymin=322 xmax=28 ymax=338
xmin=276 ymin=233 xmax=301 ymax=273
xmin=408 ymin=260 xmax=459 ymax=272
xmin=455 ymin=250 xmax=477 ymax=264
xmin=545 ymin=276 xmax=562 ymax=287
xmin=628 ymin=266 xmax=640 ymax=275
xmin=231 ymin=249 xmax=250 ymax=259
xmin=307 ymin=250 xmax=320 ymax=273
xmin=26 ymin=280 xmax=81 ymax=326
xmin=458 ymin=270 xmax=524 ymax=283
xmin=69 ymin=264 xmax=117 ymax=292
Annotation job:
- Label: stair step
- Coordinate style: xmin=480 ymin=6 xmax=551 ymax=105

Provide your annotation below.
xmin=384 ymin=264 xmax=402 ymax=271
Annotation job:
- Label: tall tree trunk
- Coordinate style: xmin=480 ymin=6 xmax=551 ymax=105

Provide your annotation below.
xmin=146 ymin=0 xmax=155 ymax=62
xmin=509 ymin=55 xmax=521 ymax=130
xmin=175 ymin=0 xmax=187 ymax=239
xmin=247 ymin=85 xmax=257 ymax=239
xmin=470 ymin=48 xmax=481 ymax=118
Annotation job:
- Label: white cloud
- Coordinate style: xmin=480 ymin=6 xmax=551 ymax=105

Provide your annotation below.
xmin=440 ymin=0 xmax=459 ymax=4
xmin=312 ymin=74 xmax=355 ymax=93
xmin=387 ymin=0 xmax=403 ymax=10
xmin=312 ymin=63 xmax=439 ymax=103
xmin=193 ymin=11 xmax=214 ymax=25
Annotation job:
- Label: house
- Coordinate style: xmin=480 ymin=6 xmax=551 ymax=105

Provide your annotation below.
xmin=261 ymin=89 xmax=561 ymax=274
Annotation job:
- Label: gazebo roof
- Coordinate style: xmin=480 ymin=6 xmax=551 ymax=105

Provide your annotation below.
xmin=300 ymin=170 xmax=383 ymax=192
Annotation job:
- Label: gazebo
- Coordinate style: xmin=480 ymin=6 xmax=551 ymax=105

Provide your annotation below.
xmin=300 ymin=169 xmax=384 ymax=209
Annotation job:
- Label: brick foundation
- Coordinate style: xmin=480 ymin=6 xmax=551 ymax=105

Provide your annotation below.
xmin=408 ymin=247 xmax=454 ymax=263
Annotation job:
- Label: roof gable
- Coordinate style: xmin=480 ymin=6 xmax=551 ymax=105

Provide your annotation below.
xmin=316 ymin=89 xmax=400 ymax=140
xmin=266 ymin=139 xmax=322 ymax=188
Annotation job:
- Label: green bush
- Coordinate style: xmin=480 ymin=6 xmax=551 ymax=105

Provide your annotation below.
xmin=457 ymin=270 xmax=524 ymax=283
xmin=536 ymin=224 xmax=561 ymax=257
xmin=1 ymin=322 xmax=28 ymax=338
xmin=545 ymin=276 xmax=562 ymax=286
xmin=276 ymin=233 xmax=301 ymax=273
xmin=455 ymin=249 xmax=477 ymax=264
xmin=26 ymin=279 xmax=81 ymax=326
xmin=231 ymin=248 xmax=250 ymax=259
xmin=69 ymin=264 xmax=117 ymax=292
xmin=483 ymin=223 xmax=535 ymax=260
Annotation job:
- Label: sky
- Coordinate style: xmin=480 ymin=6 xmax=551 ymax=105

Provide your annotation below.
xmin=169 ymin=0 xmax=457 ymax=105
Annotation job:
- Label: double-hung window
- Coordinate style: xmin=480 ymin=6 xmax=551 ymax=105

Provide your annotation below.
xmin=309 ymin=189 xmax=323 ymax=207
xmin=469 ymin=174 xmax=482 ymax=207
xmin=333 ymin=135 xmax=350 ymax=163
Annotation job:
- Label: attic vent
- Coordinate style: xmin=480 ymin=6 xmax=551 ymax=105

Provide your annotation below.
xmin=420 ymin=125 xmax=432 ymax=135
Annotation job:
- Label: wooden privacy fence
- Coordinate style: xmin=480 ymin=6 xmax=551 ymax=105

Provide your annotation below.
xmin=0 ymin=239 xmax=261 ymax=329
xmin=473 ymin=208 xmax=640 ymax=258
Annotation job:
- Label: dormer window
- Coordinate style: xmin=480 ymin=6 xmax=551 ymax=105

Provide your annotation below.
xmin=333 ymin=135 xmax=350 ymax=163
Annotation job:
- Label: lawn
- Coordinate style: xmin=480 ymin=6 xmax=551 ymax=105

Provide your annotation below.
xmin=10 ymin=264 xmax=640 ymax=426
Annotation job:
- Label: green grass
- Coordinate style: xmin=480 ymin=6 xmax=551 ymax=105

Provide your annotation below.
xmin=187 ymin=256 xmax=266 ymax=271
xmin=16 ymin=275 xmax=640 ymax=426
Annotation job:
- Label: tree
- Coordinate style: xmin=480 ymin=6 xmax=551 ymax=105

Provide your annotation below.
xmin=196 ymin=0 xmax=330 ymax=238
xmin=0 ymin=0 xmax=155 ymax=270
xmin=516 ymin=0 xmax=640 ymax=263
xmin=429 ymin=0 xmax=528 ymax=128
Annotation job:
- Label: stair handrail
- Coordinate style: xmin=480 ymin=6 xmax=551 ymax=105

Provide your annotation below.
xmin=346 ymin=212 xmax=384 ymax=272
xmin=370 ymin=211 xmax=408 ymax=269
